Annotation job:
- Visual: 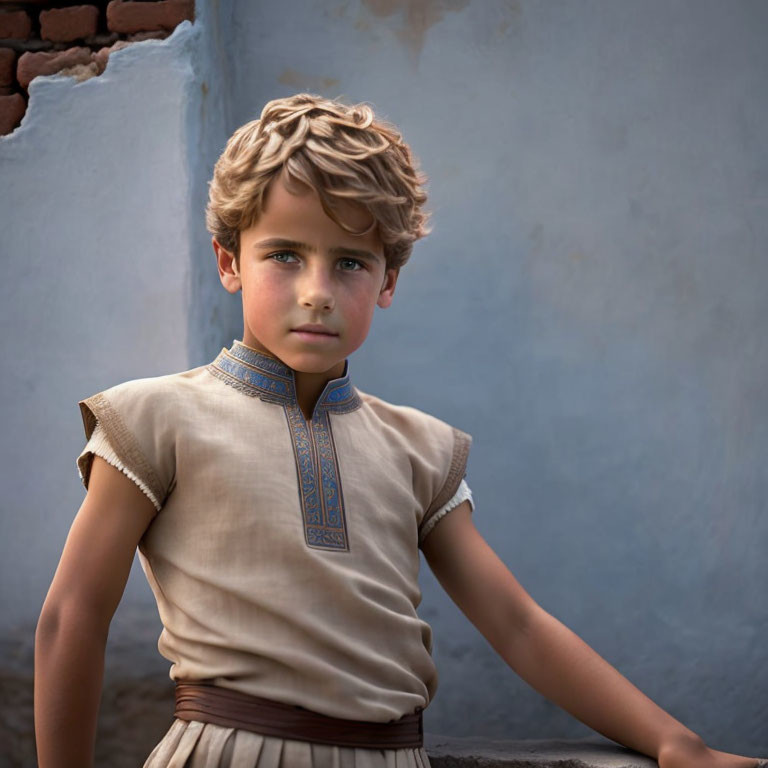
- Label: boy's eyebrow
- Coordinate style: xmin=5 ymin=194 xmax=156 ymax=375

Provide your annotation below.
xmin=330 ymin=245 xmax=380 ymax=262
xmin=253 ymin=238 xmax=381 ymax=262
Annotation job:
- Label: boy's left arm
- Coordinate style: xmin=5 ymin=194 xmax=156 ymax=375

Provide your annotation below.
xmin=421 ymin=503 xmax=762 ymax=768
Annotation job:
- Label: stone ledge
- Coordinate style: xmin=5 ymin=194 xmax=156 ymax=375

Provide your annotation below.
xmin=425 ymin=734 xmax=658 ymax=767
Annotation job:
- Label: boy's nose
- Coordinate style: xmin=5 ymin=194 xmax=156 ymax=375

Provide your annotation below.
xmin=297 ymin=268 xmax=335 ymax=311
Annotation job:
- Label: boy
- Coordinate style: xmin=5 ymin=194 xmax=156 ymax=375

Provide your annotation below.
xmin=35 ymin=93 xmax=764 ymax=767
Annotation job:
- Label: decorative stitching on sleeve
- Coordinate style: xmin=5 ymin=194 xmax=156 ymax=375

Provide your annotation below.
xmin=78 ymin=392 xmax=166 ymax=508
xmin=78 ymin=423 xmax=162 ymax=511
xmin=419 ymin=478 xmax=474 ymax=543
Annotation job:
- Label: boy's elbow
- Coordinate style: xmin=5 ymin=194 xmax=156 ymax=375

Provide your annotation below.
xmin=496 ymin=602 xmax=550 ymax=664
xmin=36 ymin=605 xmax=60 ymax=643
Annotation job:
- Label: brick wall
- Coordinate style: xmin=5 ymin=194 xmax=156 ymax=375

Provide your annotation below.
xmin=0 ymin=0 xmax=194 ymax=136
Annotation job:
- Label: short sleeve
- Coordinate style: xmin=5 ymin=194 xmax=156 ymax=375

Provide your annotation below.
xmin=418 ymin=478 xmax=474 ymax=543
xmin=77 ymin=422 xmax=162 ymax=511
xmin=76 ymin=379 xmax=176 ymax=511
xmin=417 ymin=425 xmax=472 ymax=546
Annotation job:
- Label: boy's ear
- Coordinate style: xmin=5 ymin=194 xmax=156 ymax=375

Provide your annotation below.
xmin=376 ymin=267 xmax=399 ymax=309
xmin=213 ymin=237 xmax=241 ymax=294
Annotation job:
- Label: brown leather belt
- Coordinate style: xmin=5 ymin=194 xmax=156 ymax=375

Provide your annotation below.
xmin=174 ymin=681 xmax=424 ymax=749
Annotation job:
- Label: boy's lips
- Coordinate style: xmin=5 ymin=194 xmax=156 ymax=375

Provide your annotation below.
xmin=292 ymin=324 xmax=338 ymax=336
xmin=291 ymin=324 xmax=339 ymax=341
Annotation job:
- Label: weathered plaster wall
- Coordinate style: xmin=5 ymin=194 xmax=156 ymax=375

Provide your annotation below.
xmin=224 ymin=0 xmax=768 ymax=753
xmin=0 ymin=21 xmax=199 ymax=652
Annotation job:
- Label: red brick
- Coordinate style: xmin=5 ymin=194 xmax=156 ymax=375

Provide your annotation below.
xmin=40 ymin=5 xmax=99 ymax=43
xmin=0 ymin=91 xmax=25 ymax=135
xmin=106 ymin=0 xmax=193 ymax=34
xmin=17 ymin=46 xmax=92 ymax=90
xmin=0 ymin=10 xmax=32 ymax=40
xmin=0 ymin=46 xmax=15 ymax=87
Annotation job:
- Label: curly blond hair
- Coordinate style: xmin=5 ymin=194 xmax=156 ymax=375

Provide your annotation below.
xmin=206 ymin=93 xmax=430 ymax=270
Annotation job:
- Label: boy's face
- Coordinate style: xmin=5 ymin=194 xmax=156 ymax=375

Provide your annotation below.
xmin=214 ymin=172 xmax=398 ymax=379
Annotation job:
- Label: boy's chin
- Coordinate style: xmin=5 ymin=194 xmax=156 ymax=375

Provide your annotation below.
xmin=277 ymin=350 xmax=347 ymax=376
xmin=288 ymin=358 xmax=347 ymax=376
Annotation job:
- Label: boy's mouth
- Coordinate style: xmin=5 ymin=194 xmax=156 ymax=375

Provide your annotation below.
xmin=292 ymin=324 xmax=339 ymax=337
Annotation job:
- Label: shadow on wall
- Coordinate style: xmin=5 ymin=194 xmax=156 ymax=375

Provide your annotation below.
xmin=0 ymin=0 xmax=194 ymax=136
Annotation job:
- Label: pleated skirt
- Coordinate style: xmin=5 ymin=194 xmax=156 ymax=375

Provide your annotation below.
xmin=142 ymin=718 xmax=432 ymax=768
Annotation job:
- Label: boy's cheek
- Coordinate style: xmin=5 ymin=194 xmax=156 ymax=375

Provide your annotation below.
xmin=344 ymin=305 xmax=377 ymax=346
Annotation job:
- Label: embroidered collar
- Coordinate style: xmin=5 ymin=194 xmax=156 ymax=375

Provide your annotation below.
xmin=208 ymin=340 xmax=362 ymax=417
xmin=208 ymin=340 xmax=358 ymax=550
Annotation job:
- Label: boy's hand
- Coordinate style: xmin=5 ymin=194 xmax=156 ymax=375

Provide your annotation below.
xmin=657 ymin=735 xmax=763 ymax=768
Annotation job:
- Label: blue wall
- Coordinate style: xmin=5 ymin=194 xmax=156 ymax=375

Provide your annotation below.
xmin=0 ymin=25 xmax=199 ymax=620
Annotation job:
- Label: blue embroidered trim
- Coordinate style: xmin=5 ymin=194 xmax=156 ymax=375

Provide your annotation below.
xmin=227 ymin=342 xmax=294 ymax=381
xmin=285 ymin=405 xmax=349 ymax=550
xmin=207 ymin=341 xmax=358 ymax=551
xmin=209 ymin=343 xmax=360 ymax=415
xmin=214 ymin=351 xmax=294 ymax=400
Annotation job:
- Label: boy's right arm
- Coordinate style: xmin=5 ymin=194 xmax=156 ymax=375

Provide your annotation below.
xmin=35 ymin=455 xmax=157 ymax=768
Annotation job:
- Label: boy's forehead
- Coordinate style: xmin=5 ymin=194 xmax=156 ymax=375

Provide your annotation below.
xmin=254 ymin=173 xmax=383 ymax=255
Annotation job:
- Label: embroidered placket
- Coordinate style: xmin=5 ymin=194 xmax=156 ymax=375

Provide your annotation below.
xmin=207 ymin=341 xmax=360 ymax=551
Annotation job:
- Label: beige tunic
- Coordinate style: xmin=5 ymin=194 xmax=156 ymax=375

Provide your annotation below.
xmin=77 ymin=341 xmax=472 ymax=764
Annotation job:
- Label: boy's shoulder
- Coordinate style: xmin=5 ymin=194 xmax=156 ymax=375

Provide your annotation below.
xmin=356 ymin=387 xmax=443 ymax=420
xmin=78 ymin=363 xmax=214 ymax=439
xmin=83 ymin=363 xmax=214 ymax=407
xmin=355 ymin=388 xmax=470 ymax=444
xmin=355 ymin=389 xmax=472 ymax=521
xmin=94 ymin=363 xmax=212 ymax=397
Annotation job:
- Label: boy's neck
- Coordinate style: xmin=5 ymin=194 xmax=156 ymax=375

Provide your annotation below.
xmin=235 ymin=339 xmax=347 ymax=420
xmin=293 ymin=366 xmax=345 ymax=420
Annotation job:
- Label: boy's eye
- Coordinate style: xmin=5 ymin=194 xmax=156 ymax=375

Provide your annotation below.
xmin=267 ymin=252 xmax=362 ymax=271
xmin=269 ymin=251 xmax=297 ymax=263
